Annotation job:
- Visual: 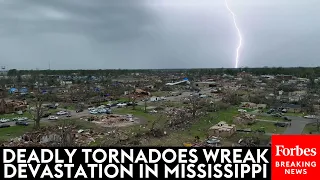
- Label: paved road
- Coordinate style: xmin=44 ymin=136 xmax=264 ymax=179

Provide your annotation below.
xmin=256 ymin=119 xmax=280 ymax=123
xmin=2 ymin=109 xmax=89 ymax=127
xmin=249 ymin=111 xmax=319 ymax=134
xmin=282 ymin=116 xmax=316 ymax=134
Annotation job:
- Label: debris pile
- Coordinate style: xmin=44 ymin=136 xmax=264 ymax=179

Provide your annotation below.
xmin=183 ymin=136 xmax=222 ymax=147
xmin=166 ymin=108 xmax=193 ymax=129
xmin=87 ymin=114 xmax=137 ymax=127
xmin=233 ymin=113 xmax=256 ymax=125
xmin=236 ymin=137 xmax=260 ymax=147
xmin=1 ymin=125 xmax=105 ymax=147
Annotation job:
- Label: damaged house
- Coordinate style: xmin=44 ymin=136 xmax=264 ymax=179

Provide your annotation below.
xmin=0 ymin=99 xmax=28 ymax=114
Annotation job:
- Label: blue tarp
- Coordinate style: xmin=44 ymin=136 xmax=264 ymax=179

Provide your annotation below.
xmin=19 ymin=87 xmax=28 ymax=93
xmin=9 ymin=88 xmax=18 ymax=94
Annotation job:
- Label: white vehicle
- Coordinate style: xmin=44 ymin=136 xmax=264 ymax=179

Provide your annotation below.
xmin=199 ymin=95 xmax=207 ymax=98
xmin=150 ymin=110 xmax=157 ymax=113
xmin=0 ymin=118 xmax=9 ymax=123
xmin=238 ymin=109 xmax=247 ymax=113
xmin=48 ymin=116 xmax=58 ymax=120
xmin=90 ymin=110 xmax=98 ymax=114
xmin=117 ymin=103 xmax=127 ymax=108
xmin=304 ymin=115 xmax=316 ymax=119
xmin=56 ymin=111 xmax=67 ymax=115
xmin=98 ymin=105 xmax=106 ymax=109
xmin=98 ymin=109 xmax=106 ymax=113
xmin=160 ymin=96 xmax=166 ymax=100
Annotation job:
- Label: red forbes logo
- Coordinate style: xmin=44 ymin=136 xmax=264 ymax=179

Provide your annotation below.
xmin=275 ymin=145 xmax=317 ymax=157
xmin=271 ymin=135 xmax=320 ymax=180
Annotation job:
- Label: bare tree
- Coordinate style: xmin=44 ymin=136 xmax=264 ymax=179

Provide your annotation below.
xmin=126 ymin=88 xmax=138 ymax=110
xmin=29 ymin=95 xmax=45 ymax=129
xmin=189 ymin=96 xmax=203 ymax=119
xmin=223 ymin=90 xmax=241 ymax=105
xmin=144 ymin=99 xmax=147 ymax=113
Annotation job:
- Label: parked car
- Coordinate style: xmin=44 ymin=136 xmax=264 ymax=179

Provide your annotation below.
xmin=16 ymin=121 xmax=29 ymax=126
xmin=56 ymin=111 xmax=67 ymax=115
xmin=76 ymin=109 xmax=83 ymax=113
xmin=0 ymin=118 xmax=10 ymax=123
xmin=0 ymin=124 xmax=10 ymax=128
xmin=267 ymin=109 xmax=275 ymax=114
xmin=66 ymin=114 xmax=72 ymax=117
xmin=304 ymin=115 xmax=316 ymax=119
xmin=106 ymin=108 xmax=112 ymax=114
xmin=117 ymin=103 xmax=127 ymax=108
xmin=18 ymin=117 xmax=28 ymax=121
xmin=90 ymin=110 xmax=98 ymax=114
xmin=283 ymin=117 xmax=292 ymax=121
xmin=48 ymin=116 xmax=58 ymax=120
xmin=274 ymin=122 xmax=288 ymax=127
xmin=97 ymin=108 xmax=107 ymax=113
xmin=42 ymin=113 xmax=51 ymax=118
xmin=127 ymin=102 xmax=138 ymax=106
xmin=238 ymin=109 xmax=247 ymax=113
xmin=272 ymin=113 xmax=282 ymax=117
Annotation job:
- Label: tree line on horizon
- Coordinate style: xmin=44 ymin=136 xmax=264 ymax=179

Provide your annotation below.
xmin=6 ymin=67 xmax=320 ymax=78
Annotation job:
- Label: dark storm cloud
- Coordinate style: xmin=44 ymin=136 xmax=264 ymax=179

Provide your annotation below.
xmin=0 ymin=0 xmax=319 ymax=69
xmin=0 ymin=0 xmax=154 ymax=42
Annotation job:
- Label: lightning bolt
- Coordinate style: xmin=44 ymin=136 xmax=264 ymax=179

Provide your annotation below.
xmin=225 ymin=0 xmax=242 ymax=68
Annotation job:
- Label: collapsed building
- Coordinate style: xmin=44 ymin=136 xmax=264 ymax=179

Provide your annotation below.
xmin=85 ymin=114 xmax=137 ymax=127
xmin=0 ymin=99 xmax=27 ymax=114
xmin=208 ymin=121 xmax=236 ymax=137
xmin=233 ymin=113 xmax=256 ymax=125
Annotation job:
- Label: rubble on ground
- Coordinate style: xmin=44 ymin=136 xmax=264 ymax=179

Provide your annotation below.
xmin=183 ymin=136 xmax=222 ymax=147
xmin=84 ymin=114 xmax=137 ymax=127
xmin=233 ymin=113 xmax=256 ymax=125
xmin=1 ymin=125 xmax=106 ymax=147
xmin=165 ymin=108 xmax=193 ymax=129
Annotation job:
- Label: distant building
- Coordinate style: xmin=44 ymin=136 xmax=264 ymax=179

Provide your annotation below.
xmin=0 ymin=66 xmax=8 ymax=76
xmin=194 ymin=82 xmax=217 ymax=88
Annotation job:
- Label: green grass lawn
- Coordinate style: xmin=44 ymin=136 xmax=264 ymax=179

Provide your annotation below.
xmin=113 ymin=106 xmax=157 ymax=123
xmin=143 ymin=108 xmax=239 ymax=146
xmin=238 ymin=121 xmax=285 ymax=134
xmin=145 ymin=107 xmax=286 ymax=146
xmin=0 ymin=125 xmax=34 ymax=141
xmin=255 ymin=115 xmax=284 ymax=121
xmin=65 ymin=106 xmax=76 ymax=110
xmin=302 ymin=123 xmax=320 ymax=134
xmin=0 ymin=112 xmax=33 ymax=119
xmin=284 ymin=112 xmax=304 ymax=117
xmin=0 ymin=118 xmax=103 ymax=142
xmin=48 ymin=109 xmax=60 ymax=114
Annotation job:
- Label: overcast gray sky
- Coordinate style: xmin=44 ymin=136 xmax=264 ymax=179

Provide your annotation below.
xmin=0 ymin=0 xmax=319 ymax=70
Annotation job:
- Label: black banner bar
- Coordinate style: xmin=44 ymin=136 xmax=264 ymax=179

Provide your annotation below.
xmin=0 ymin=147 xmax=271 ymax=179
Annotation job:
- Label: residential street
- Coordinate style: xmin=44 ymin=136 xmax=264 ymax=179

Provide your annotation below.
xmin=283 ymin=116 xmax=316 ymax=134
